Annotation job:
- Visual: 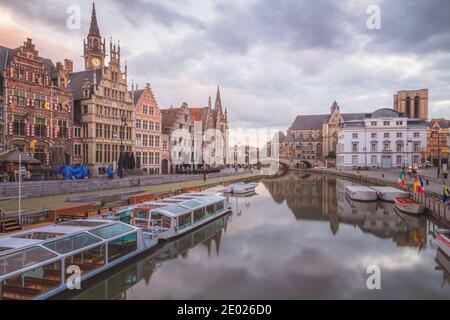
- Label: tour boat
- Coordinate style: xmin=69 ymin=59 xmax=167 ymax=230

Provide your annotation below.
xmin=0 ymin=219 xmax=157 ymax=300
xmin=223 ymin=182 xmax=258 ymax=195
xmin=435 ymin=230 xmax=450 ymax=258
xmin=106 ymin=192 xmax=232 ymax=241
xmin=370 ymin=186 xmax=409 ymax=202
xmin=344 ymin=185 xmax=378 ymax=202
xmin=394 ymin=197 xmax=426 ymax=215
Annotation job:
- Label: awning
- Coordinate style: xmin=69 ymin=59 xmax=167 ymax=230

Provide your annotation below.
xmin=0 ymin=149 xmax=41 ymax=164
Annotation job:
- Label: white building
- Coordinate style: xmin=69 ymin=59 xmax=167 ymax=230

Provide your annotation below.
xmin=337 ymin=109 xmax=428 ymax=169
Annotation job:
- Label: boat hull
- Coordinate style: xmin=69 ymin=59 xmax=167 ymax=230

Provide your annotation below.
xmin=370 ymin=187 xmax=409 ymax=202
xmin=345 ymin=186 xmax=378 ymax=202
xmin=394 ymin=197 xmax=425 ymax=215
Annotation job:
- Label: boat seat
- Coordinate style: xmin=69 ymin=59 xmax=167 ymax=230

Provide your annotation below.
xmin=2 ymin=285 xmax=41 ymax=299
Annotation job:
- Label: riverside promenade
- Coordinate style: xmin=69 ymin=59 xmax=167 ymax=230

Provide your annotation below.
xmin=0 ymin=169 xmax=260 ymax=216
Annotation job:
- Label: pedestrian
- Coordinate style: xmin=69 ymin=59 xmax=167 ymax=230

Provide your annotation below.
xmin=203 ymin=169 xmax=207 ymax=182
xmin=107 ymin=164 xmax=114 ymax=179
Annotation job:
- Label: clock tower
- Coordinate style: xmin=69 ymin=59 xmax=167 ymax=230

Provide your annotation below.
xmin=84 ymin=2 xmax=105 ymax=70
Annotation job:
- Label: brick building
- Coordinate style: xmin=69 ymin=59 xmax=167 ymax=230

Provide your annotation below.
xmin=393 ymin=89 xmax=429 ymax=121
xmin=0 ymin=38 xmax=74 ymax=169
xmin=69 ymin=3 xmax=133 ymax=176
xmin=133 ymin=83 xmax=162 ymax=174
xmin=427 ymin=118 xmax=450 ymax=166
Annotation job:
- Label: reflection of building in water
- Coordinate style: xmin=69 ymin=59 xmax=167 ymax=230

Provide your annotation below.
xmin=263 ymin=173 xmax=426 ymax=247
xmin=262 ymin=173 xmax=338 ymax=223
xmin=435 ymin=249 xmax=450 ymax=288
xmin=64 ymin=215 xmax=230 ymax=300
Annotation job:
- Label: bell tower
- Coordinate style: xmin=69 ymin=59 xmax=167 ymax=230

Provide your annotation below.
xmin=84 ymin=2 xmax=105 ymax=70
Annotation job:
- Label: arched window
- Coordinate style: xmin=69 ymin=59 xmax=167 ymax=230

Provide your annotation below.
xmin=93 ymin=39 xmax=99 ymax=49
xmin=414 ymin=96 xmax=420 ymax=118
xmin=405 ymin=97 xmax=411 ymax=117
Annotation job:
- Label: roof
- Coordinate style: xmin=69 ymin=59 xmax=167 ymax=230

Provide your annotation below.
xmin=0 ymin=45 xmax=16 ymax=70
xmin=189 ymin=107 xmax=205 ymax=122
xmin=68 ymin=69 xmax=103 ymax=101
xmin=369 ymin=108 xmax=400 ymax=118
xmin=290 ymin=114 xmax=330 ymax=130
xmin=161 ymin=107 xmax=181 ymax=131
xmin=0 ymin=45 xmax=58 ymax=81
xmin=133 ymin=89 xmax=144 ymax=105
xmin=0 ymin=149 xmax=41 ymax=164
xmin=429 ymin=118 xmax=450 ymax=129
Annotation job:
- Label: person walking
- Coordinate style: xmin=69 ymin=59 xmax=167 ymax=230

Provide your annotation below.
xmin=203 ymin=169 xmax=207 ymax=182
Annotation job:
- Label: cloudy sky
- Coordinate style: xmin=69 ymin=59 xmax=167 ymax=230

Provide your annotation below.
xmin=1 ymin=0 xmax=449 ymax=134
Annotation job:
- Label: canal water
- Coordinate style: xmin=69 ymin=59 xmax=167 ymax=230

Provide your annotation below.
xmin=64 ymin=172 xmax=450 ymax=299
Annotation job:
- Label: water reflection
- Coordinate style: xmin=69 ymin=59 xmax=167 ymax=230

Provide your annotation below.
xmin=66 ymin=215 xmax=230 ymax=300
xmin=59 ymin=172 xmax=450 ymax=299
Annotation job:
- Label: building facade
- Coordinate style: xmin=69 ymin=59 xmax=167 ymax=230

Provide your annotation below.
xmin=0 ymin=38 xmax=74 ymax=168
xmin=426 ymin=118 xmax=450 ymax=166
xmin=69 ymin=3 xmax=134 ymax=176
xmin=133 ymin=83 xmax=162 ymax=174
xmin=161 ymin=102 xmax=195 ymax=173
xmin=337 ymin=108 xmax=428 ymax=169
xmin=188 ymin=87 xmax=229 ymax=166
xmin=393 ymin=89 xmax=429 ymax=121
xmin=284 ymin=102 xmax=364 ymax=161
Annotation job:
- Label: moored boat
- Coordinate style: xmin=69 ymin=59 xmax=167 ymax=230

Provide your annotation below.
xmin=223 ymin=182 xmax=258 ymax=194
xmin=370 ymin=186 xmax=409 ymax=202
xmin=394 ymin=197 xmax=426 ymax=215
xmin=0 ymin=219 xmax=157 ymax=300
xmin=435 ymin=231 xmax=450 ymax=258
xmin=344 ymin=185 xmax=378 ymax=202
xmin=126 ymin=193 xmax=232 ymax=240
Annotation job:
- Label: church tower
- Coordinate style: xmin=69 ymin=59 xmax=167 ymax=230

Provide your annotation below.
xmin=84 ymin=2 xmax=105 ymax=70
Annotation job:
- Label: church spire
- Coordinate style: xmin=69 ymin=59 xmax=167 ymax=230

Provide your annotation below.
xmin=214 ymin=85 xmax=222 ymax=110
xmin=89 ymin=2 xmax=101 ymax=37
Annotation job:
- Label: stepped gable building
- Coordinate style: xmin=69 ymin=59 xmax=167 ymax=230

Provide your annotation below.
xmin=69 ymin=3 xmax=133 ymax=176
xmin=393 ymin=89 xmax=429 ymax=121
xmin=285 ymin=101 xmax=365 ymax=160
xmin=132 ymin=83 xmax=162 ymax=174
xmin=426 ymin=118 xmax=450 ymax=166
xmin=0 ymin=38 xmax=74 ymax=168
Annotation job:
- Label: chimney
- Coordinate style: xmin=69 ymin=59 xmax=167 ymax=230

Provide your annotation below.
xmin=64 ymin=59 xmax=73 ymax=73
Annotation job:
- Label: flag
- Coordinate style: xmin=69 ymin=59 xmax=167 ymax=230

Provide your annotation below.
xmin=397 ymin=171 xmax=406 ymax=187
xmin=413 ymin=176 xmax=420 ymax=193
xmin=418 ymin=176 xmax=425 ymax=194
xmin=443 ymin=185 xmax=450 ymax=204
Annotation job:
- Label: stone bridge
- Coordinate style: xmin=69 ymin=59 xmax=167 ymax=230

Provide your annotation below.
xmin=279 ymin=157 xmax=336 ymax=170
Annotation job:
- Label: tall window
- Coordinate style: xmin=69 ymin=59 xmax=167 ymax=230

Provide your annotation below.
xmin=13 ymin=115 xmax=26 ymax=136
xmin=96 ymin=144 xmax=103 ymax=163
xmin=371 ymin=142 xmax=377 ymax=152
xmin=143 ymin=134 xmax=148 ymax=146
xmin=83 ymin=144 xmax=88 ymax=164
xmin=371 ymin=155 xmax=377 ymax=165
xmin=155 ymin=136 xmax=160 ymax=147
xmin=149 ymin=152 xmax=154 ymax=164
xmin=104 ymin=124 xmax=111 ymax=139
xmin=149 ymin=106 xmax=154 ymax=115
xmin=35 ymin=117 xmax=46 ymax=137
xmin=58 ymin=120 xmax=68 ymax=139
xmin=74 ymin=144 xmax=81 ymax=156
xmin=149 ymin=135 xmax=154 ymax=147
xmin=383 ymin=142 xmax=390 ymax=152
xmin=414 ymin=96 xmax=420 ymax=118
xmin=155 ymin=152 xmax=160 ymax=165
xmin=34 ymin=145 xmax=46 ymax=163
xmin=104 ymin=144 xmax=111 ymax=163
xmin=406 ymin=96 xmax=411 ymax=117
xmin=96 ymin=123 xmax=103 ymax=138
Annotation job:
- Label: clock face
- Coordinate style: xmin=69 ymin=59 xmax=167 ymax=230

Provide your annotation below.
xmin=91 ymin=57 xmax=101 ymax=67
